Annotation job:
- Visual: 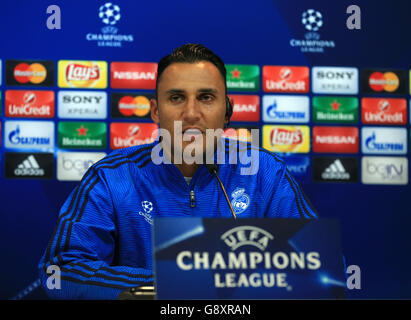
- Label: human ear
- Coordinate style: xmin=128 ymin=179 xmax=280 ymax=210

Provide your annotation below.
xmin=150 ymin=98 xmax=160 ymax=124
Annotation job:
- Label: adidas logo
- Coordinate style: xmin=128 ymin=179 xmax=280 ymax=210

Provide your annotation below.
xmin=321 ymin=159 xmax=350 ymax=180
xmin=14 ymin=155 xmax=45 ymax=176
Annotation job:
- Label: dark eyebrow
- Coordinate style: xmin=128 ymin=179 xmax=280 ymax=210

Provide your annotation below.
xmin=165 ymin=89 xmax=185 ymax=95
xmin=198 ymin=88 xmax=219 ymax=94
xmin=165 ymin=88 xmax=219 ymax=95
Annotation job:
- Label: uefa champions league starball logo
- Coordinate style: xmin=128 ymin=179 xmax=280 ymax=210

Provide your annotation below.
xmin=290 ymin=8 xmax=335 ymax=53
xmin=99 ymin=2 xmax=121 ymax=25
xmin=301 ymin=9 xmax=323 ymax=32
xmin=86 ymin=2 xmax=134 ymax=47
xmin=141 ymin=200 xmax=153 ymax=214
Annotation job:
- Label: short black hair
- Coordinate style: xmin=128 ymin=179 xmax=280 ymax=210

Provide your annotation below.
xmin=156 ymin=43 xmax=227 ymax=96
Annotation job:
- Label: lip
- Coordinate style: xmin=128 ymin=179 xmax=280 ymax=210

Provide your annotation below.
xmin=182 ymin=127 xmax=204 ymax=134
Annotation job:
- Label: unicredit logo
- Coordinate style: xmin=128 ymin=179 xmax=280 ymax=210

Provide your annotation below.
xmin=263 ymin=66 xmax=309 ymax=93
xmin=362 ymin=98 xmax=406 ymax=125
xmin=23 ymin=92 xmax=36 ymax=104
xmin=110 ymin=122 xmax=158 ymax=149
xmin=5 ymin=90 xmax=55 ymax=118
xmin=280 ymin=68 xmax=292 ymax=79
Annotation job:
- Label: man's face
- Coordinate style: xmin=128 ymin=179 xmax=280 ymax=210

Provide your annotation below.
xmin=151 ymin=61 xmax=228 ymax=160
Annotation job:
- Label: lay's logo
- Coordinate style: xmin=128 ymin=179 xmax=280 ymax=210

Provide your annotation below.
xmin=263 ymin=125 xmax=310 ymax=153
xmin=58 ymin=60 xmax=107 ymax=89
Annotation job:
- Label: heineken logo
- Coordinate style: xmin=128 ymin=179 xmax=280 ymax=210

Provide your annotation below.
xmin=231 ymin=68 xmax=242 ymax=79
xmin=226 ymin=64 xmax=260 ymax=92
xmin=58 ymin=121 xmax=107 ymax=149
xmin=312 ymin=96 xmax=358 ymax=124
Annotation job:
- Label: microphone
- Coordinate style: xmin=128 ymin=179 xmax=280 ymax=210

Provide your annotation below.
xmin=205 ymin=163 xmax=237 ymax=219
xmin=118 ymin=285 xmax=156 ymax=300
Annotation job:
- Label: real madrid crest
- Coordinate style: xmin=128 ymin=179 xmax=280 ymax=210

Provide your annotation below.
xmin=230 ymin=188 xmax=250 ymax=215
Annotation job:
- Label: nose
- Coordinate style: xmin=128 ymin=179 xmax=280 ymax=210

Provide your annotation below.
xmin=182 ymin=96 xmax=201 ymax=123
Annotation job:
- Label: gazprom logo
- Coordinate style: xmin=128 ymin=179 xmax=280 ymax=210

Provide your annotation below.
xmin=221 ymin=226 xmax=274 ymax=251
xmin=263 ymin=95 xmax=309 ymax=123
xmin=5 ymin=121 xmax=54 ymax=150
xmin=361 ymin=127 xmax=407 ymax=155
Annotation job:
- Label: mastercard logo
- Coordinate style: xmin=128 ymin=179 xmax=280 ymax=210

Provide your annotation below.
xmin=118 ymin=96 xmax=150 ymax=117
xmin=368 ymin=72 xmax=399 ymax=92
xmin=13 ymin=63 xmax=47 ymax=84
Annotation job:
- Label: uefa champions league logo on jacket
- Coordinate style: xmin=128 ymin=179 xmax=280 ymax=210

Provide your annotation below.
xmin=85 ymin=2 xmax=134 ymax=48
xmin=230 ymin=188 xmax=250 ymax=215
xmin=139 ymin=200 xmax=153 ymax=225
xmin=290 ymin=9 xmax=335 ymax=53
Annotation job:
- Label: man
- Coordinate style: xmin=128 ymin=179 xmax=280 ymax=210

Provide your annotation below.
xmin=38 ymin=44 xmax=317 ymax=299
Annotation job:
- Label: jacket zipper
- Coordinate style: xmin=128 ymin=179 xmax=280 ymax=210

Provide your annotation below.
xmin=190 ymin=189 xmax=196 ymax=208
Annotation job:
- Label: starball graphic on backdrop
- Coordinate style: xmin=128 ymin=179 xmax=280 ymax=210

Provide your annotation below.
xmin=85 ymin=2 xmax=134 ymax=47
xmin=289 ymin=9 xmax=336 ymax=53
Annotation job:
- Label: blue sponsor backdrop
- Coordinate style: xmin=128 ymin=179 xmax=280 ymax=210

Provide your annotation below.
xmin=0 ymin=0 xmax=410 ymax=299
